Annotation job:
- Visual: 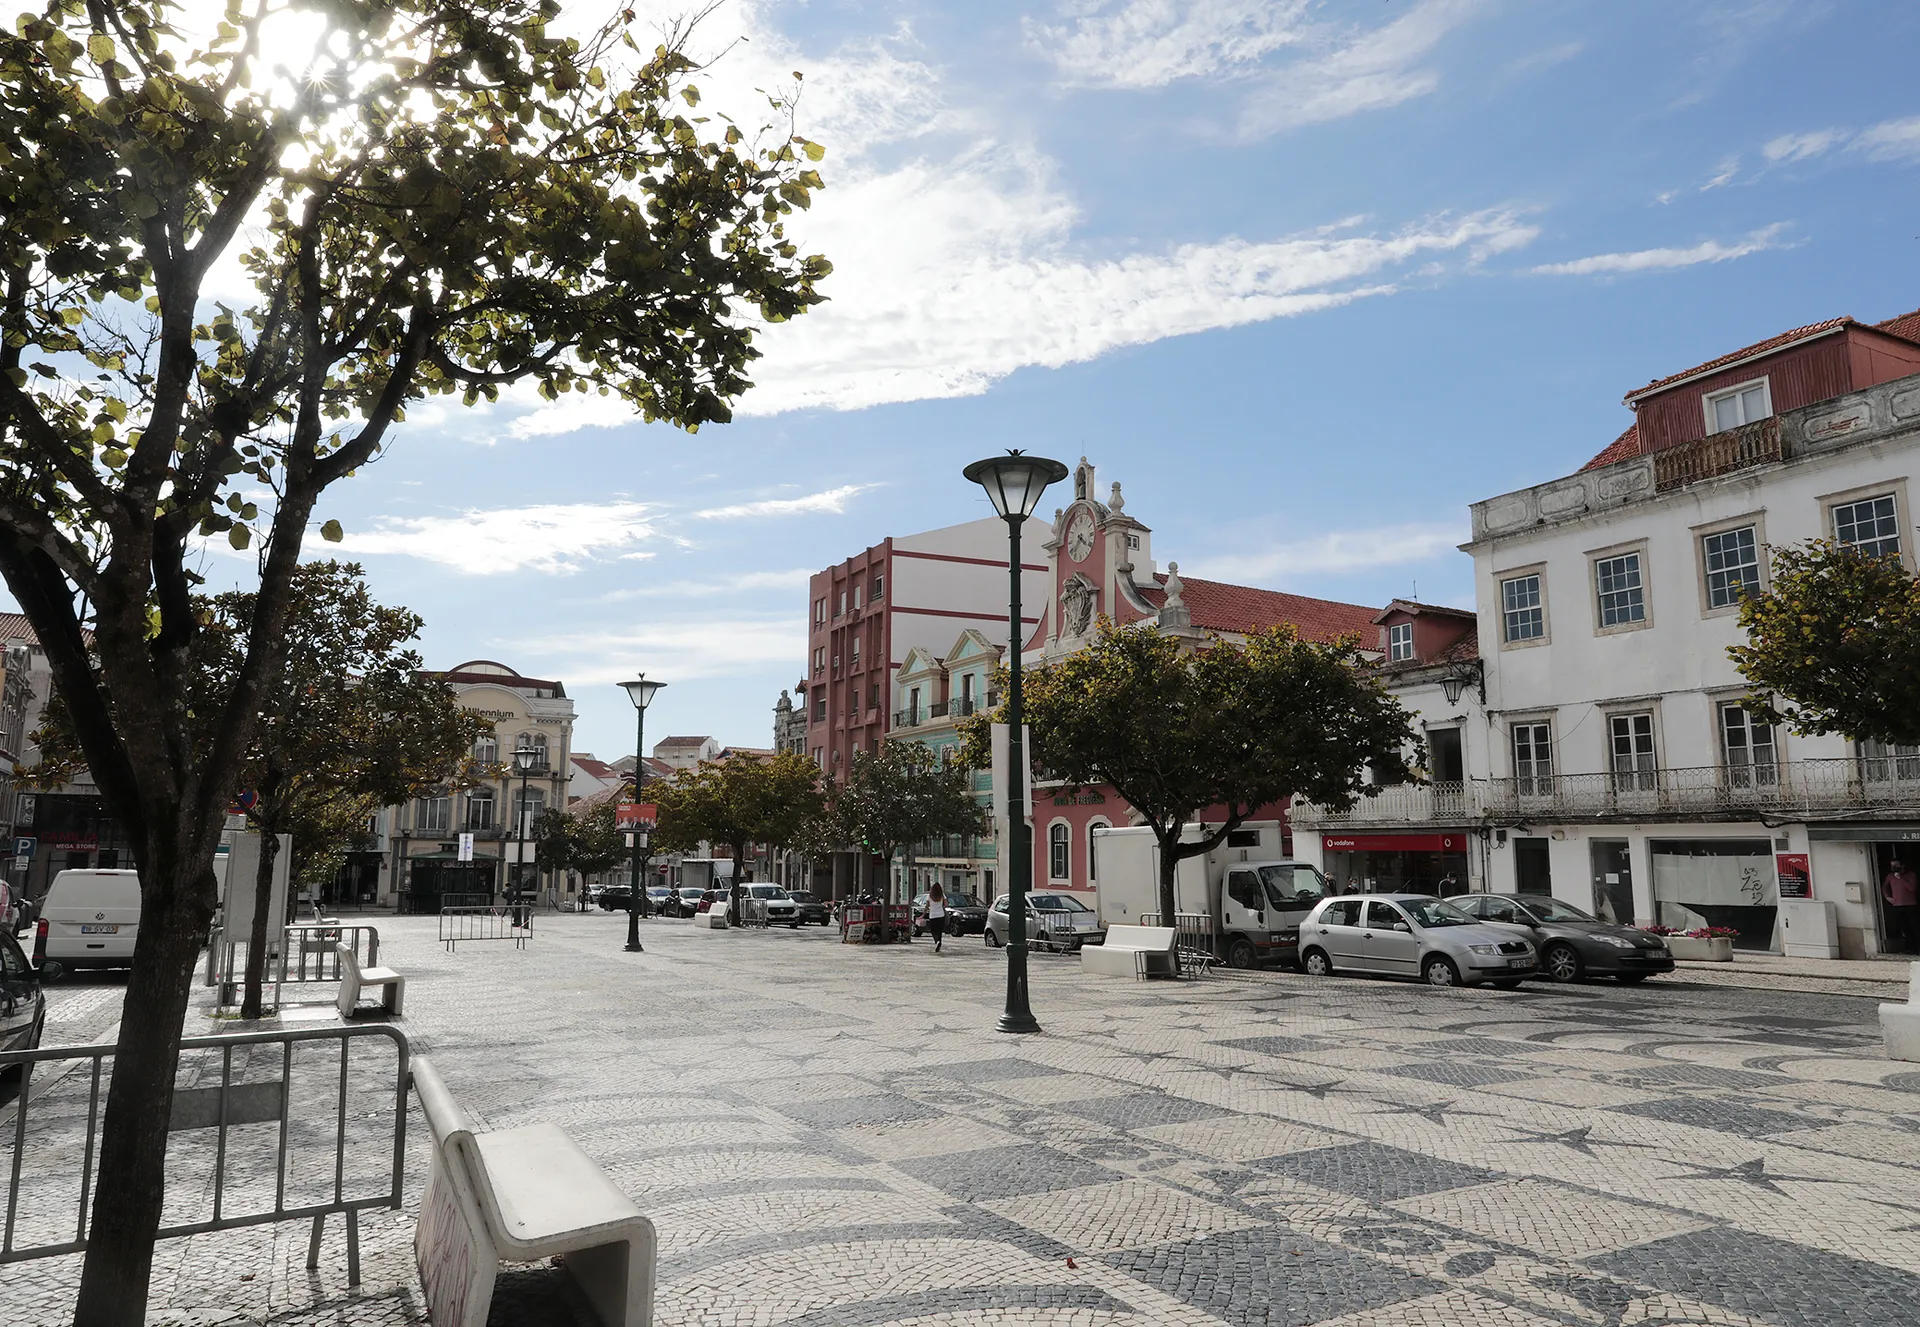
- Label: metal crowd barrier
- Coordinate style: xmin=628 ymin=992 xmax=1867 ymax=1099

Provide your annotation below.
xmin=0 ymin=1023 xmax=410 ymax=1285
xmin=1139 ymin=912 xmax=1220 ymax=975
xmin=275 ymin=923 xmax=380 ymax=1004
xmin=438 ymin=905 xmax=532 ymax=952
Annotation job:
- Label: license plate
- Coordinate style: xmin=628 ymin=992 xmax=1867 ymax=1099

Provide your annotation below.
xmin=81 ymin=924 xmax=120 ymax=935
xmin=1506 ymin=957 xmax=1531 ymax=968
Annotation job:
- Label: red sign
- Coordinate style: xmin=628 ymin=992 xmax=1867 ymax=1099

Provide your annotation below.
xmin=615 ymin=802 xmax=656 ymax=830
xmin=1776 ymin=852 xmax=1812 ymax=899
xmin=1322 ymin=832 xmax=1467 ymax=853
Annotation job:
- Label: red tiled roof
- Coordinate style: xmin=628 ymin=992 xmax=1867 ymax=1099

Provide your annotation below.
xmin=656 ymin=735 xmax=714 ymax=749
xmin=1580 ymin=421 xmax=1641 ymax=472
xmin=1144 ymin=577 xmax=1377 ymax=643
xmin=571 ymin=756 xmax=618 ymax=779
xmin=1625 ymin=309 xmax=1920 ymax=402
xmin=1876 ymin=307 xmax=1920 ymax=342
xmin=437 ymin=669 xmax=564 ymax=693
xmin=1371 ymin=599 xmax=1475 ymax=624
xmin=0 ymin=612 xmax=41 ymax=645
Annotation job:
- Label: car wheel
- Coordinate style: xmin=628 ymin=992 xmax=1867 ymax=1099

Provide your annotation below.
xmin=1543 ymin=943 xmax=1583 ymax=984
xmin=1491 ymin=978 xmax=1524 ymax=989
xmin=984 ymin=927 xmax=1003 ymax=948
xmin=788 ymin=922 xmax=800 ymax=929
xmin=1422 ymin=955 xmax=1461 ymax=987
xmin=1617 ymin=973 xmax=1651 ymax=984
xmin=1227 ymin=938 xmax=1258 ymax=969
xmin=1301 ymin=946 xmax=1333 ymax=976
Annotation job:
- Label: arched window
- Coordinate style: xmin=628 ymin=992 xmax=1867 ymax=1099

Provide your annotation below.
xmin=473 ymin=732 xmax=499 ymax=765
xmin=1087 ymin=819 xmax=1110 ymax=881
xmin=1048 ymin=822 xmax=1070 ymax=881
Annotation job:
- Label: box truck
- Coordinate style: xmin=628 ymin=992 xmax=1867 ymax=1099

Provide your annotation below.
xmin=1090 ymin=821 xmax=1332 ymax=968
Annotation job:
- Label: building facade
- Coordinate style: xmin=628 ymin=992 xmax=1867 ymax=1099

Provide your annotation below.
xmin=890 ymin=629 xmax=1003 ymax=902
xmin=1294 ymin=308 xmax=1920 ymax=960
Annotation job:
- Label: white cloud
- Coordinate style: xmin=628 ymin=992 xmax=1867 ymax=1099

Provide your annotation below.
xmin=530 ymin=616 xmax=807 ymax=686
xmin=336 ymin=501 xmax=661 ymax=573
xmin=692 ymin=484 xmax=876 ymax=520
xmin=1191 ymin=522 xmax=1467 ymax=585
xmin=1529 ymin=223 xmax=1792 ymax=277
xmin=1700 ymin=155 xmax=1741 ymax=190
xmin=1763 ymin=128 xmax=1844 ymax=164
xmin=598 ymin=569 xmax=812 ymax=602
xmin=1853 ymin=116 xmax=1920 ymax=163
xmin=1030 ymin=0 xmax=1313 ymax=88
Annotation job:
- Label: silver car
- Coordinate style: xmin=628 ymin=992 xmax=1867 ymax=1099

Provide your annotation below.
xmin=985 ymin=890 xmax=1105 ymax=952
xmin=1298 ymin=893 xmax=1537 ymax=987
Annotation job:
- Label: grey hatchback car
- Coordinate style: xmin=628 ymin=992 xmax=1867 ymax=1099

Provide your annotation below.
xmin=1299 ymin=894 xmax=1537 ymax=987
xmin=1453 ymin=893 xmax=1674 ymax=984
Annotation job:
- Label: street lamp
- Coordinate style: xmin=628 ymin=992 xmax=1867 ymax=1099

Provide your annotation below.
xmin=963 ymin=449 xmax=1068 ymax=1035
xmin=620 ymin=674 xmax=665 ymax=953
xmin=1440 ymin=658 xmax=1484 ymax=708
xmin=511 ymin=744 xmax=539 ymax=911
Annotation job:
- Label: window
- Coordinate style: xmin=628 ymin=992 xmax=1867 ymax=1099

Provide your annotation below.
xmin=851 ymin=634 xmax=860 ymax=663
xmin=1048 ymin=823 xmax=1069 ymax=880
xmin=872 ymin=574 xmax=884 ymax=600
xmin=1387 ymin=621 xmax=1414 ymax=662
xmin=465 ymin=789 xmax=495 ymax=830
xmin=814 ymin=598 xmax=826 ymax=625
xmin=1609 ymin=712 xmax=1656 ymax=792
xmin=1321 ymin=899 xmax=1361 ymax=927
xmin=1227 ymin=870 xmax=1261 ymax=911
xmin=812 ymin=747 xmax=823 ymax=768
xmin=1501 ymin=573 xmax=1544 ymax=643
xmin=853 ymin=585 xmax=863 ymax=610
xmin=473 ymin=732 xmax=499 ymax=764
xmin=1861 ymin=739 xmax=1920 ymax=784
xmin=961 ymin=673 xmax=976 ymax=707
xmin=836 ymin=591 xmax=846 ymax=616
xmin=812 ymin=696 xmax=826 ymax=722
xmin=1705 ymin=378 xmax=1771 ymax=432
xmin=1594 ymin=552 xmax=1646 ymax=628
xmin=1702 ymin=525 xmax=1760 ymax=609
xmin=1088 ymin=821 xmax=1108 ymax=879
xmin=416 ymin=795 xmax=451 ymax=833
xmin=530 ymin=732 xmax=549 ymax=767
xmin=511 ymin=788 xmax=546 ymax=836
xmin=813 ymin=647 xmax=825 ymax=672
xmin=1126 ymin=534 xmax=1140 ymax=549
xmin=1512 ymin=722 xmax=1553 ymax=795
xmin=908 ymin=686 xmax=921 ymax=722
xmin=869 ymin=683 xmax=880 ymax=709
xmin=1833 ymin=493 xmax=1901 ymax=559
xmin=1366 ymin=900 xmax=1404 ymax=930
xmin=1719 ymin=702 xmax=1777 ymax=788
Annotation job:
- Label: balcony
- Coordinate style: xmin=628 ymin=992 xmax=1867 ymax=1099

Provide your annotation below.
xmin=893 ymin=709 xmax=921 ymax=728
xmin=1653 ymin=416 xmax=1782 ymax=492
xmin=1290 ymin=759 xmax=1920 ymax=827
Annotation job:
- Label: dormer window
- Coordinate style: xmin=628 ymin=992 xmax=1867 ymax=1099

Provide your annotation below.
xmin=1704 ymin=378 xmax=1771 ymax=433
xmin=1387 ymin=621 xmax=1414 ymax=663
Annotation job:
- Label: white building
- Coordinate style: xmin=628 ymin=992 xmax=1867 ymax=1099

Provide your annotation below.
xmin=1295 ymin=309 xmax=1920 ymax=961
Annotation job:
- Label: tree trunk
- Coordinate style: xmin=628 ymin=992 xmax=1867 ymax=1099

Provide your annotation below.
xmin=239 ymin=829 xmax=280 ymax=1020
xmin=728 ymin=841 xmax=747 ymax=925
xmin=71 ymin=857 xmax=217 ymax=1326
xmin=1156 ymin=828 xmax=1179 ymax=930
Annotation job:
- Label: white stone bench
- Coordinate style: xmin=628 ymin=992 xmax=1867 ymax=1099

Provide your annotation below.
xmin=1881 ymin=961 xmax=1920 ymax=1062
xmin=336 ymin=942 xmax=406 ymax=1019
xmin=693 ymin=908 xmax=728 ymax=930
xmin=1082 ymin=924 xmax=1178 ymax=979
xmin=412 ymin=1056 xmax=656 ymax=1327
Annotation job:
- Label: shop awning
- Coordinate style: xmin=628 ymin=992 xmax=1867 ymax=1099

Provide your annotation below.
xmin=1807 ymin=825 xmax=1920 ymax=841
xmin=1322 ymin=832 xmax=1469 ymax=852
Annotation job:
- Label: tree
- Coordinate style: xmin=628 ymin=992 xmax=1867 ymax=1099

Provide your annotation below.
xmin=653 ymin=751 xmax=823 ymax=923
xmin=827 ymin=744 xmax=983 ymax=900
xmin=0 ymin=5 xmax=827 ymax=1315
xmin=958 ymin=620 xmax=1418 ymax=927
xmin=531 ymin=801 xmax=627 ymax=900
xmin=1730 ymin=539 xmax=1920 ymax=745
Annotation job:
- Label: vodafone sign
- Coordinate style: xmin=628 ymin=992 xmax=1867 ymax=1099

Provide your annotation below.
xmin=1321 ymin=833 xmax=1468 ymax=853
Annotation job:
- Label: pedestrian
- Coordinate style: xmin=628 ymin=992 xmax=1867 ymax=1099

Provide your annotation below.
xmin=1884 ymin=858 xmax=1919 ymax=951
xmin=1436 ymin=871 xmax=1460 ymax=897
xmin=925 ymin=881 xmax=948 ymax=954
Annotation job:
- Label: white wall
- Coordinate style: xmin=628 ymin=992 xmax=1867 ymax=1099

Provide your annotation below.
xmin=890 ymin=517 xmax=1050 ymax=706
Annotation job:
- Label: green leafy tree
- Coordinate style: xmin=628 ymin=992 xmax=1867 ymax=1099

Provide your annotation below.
xmin=1730 ymin=539 xmax=1920 ymax=745
xmin=0 ymin=3 xmax=827 ymax=1314
xmin=653 ymin=751 xmax=822 ymax=922
xmin=958 ymin=621 xmax=1419 ymax=927
xmin=828 ymin=744 xmax=983 ymax=900
xmin=567 ymin=800 xmax=631 ymax=880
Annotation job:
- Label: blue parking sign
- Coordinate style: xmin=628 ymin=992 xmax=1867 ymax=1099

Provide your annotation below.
xmin=12 ymin=838 xmax=31 ymax=859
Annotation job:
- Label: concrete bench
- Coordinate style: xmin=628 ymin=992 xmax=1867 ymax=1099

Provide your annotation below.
xmin=412 ymin=1056 xmax=656 ymax=1327
xmin=693 ymin=909 xmax=728 ymax=930
xmin=1881 ymin=961 xmax=1920 ymax=1062
xmin=1082 ymin=925 xmax=1178 ymax=979
xmin=336 ymin=942 xmax=406 ymax=1020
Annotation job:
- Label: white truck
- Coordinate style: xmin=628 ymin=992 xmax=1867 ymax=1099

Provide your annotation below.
xmin=1090 ymin=822 xmax=1332 ymax=969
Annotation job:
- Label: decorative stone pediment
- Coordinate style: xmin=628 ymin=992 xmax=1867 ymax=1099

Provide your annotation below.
xmin=1061 ymin=572 xmax=1098 ymax=636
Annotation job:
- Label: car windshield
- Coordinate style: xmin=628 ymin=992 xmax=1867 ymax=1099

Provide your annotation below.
xmin=1520 ymin=897 xmax=1599 ymax=923
xmin=1258 ymin=864 xmax=1329 ymax=908
xmin=1398 ymin=896 xmax=1475 ymax=928
xmin=948 ymin=894 xmax=978 ymax=908
xmin=790 ymin=892 xmax=814 ymax=903
xmin=1032 ymin=894 xmax=1090 ymax=912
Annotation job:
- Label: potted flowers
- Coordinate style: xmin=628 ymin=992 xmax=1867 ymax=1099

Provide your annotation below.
xmin=1647 ymin=924 xmax=1738 ymax=961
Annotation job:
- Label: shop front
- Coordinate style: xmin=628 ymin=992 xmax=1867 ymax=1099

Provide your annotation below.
xmin=1321 ymin=831 xmax=1472 ymax=896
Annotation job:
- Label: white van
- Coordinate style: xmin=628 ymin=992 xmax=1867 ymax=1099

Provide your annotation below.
xmin=35 ymin=869 xmax=142 ymax=970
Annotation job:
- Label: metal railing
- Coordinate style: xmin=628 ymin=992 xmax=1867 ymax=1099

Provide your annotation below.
xmin=1 ymin=1023 xmax=409 ymax=1285
xmin=1654 ymin=416 xmax=1782 ymax=492
xmin=1139 ymin=911 xmax=1218 ymax=973
xmin=1292 ymin=759 xmax=1920 ymax=826
xmin=893 ymin=709 xmax=921 ymax=728
xmin=438 ymin=905 xmax=532 ymax=951
xmin=274 ymin=924 xmax=380 ymax=1007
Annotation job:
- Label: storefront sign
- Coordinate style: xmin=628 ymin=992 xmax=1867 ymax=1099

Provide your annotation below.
xmin=1322 ymin=832 xmax=1467 ymax=853
xmin=38 ymin=831 xmax=97 ymax=849
xmin=1776 ymin=852 xmax=1812 ymax=899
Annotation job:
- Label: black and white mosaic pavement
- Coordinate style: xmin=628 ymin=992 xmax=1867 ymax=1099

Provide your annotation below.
xmin=3 ymin=914 xmax=1918 ymax=1326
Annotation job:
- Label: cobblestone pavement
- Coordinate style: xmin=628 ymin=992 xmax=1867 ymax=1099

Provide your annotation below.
xmin=5 ymin=913 xmax=1919 ymax=1326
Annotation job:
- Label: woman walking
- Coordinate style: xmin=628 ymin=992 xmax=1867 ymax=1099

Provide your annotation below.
xmin=926 ymin=882 xmax=949 ymax=953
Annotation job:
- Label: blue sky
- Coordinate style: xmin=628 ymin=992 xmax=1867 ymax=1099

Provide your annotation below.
xmin=25 ymin=0 xmax=1920 ymax=759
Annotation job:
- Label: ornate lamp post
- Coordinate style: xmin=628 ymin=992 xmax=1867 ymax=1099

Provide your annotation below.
xmin=510 ymin=744 xmax=538 ymax=913
xmin=963 ymin=449 xmax=1068 ymax=1034
xmin=620 ymin=674 xmax=665 ymax=953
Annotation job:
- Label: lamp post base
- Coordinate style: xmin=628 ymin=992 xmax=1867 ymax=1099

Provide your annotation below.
xmin=998 ymin=941 xmax=1040 ymax=1033
xmin=995 ymin=1012 xmax=1041 ymax=1034
xmin=625 ymin=910 xmax=644 ymax=953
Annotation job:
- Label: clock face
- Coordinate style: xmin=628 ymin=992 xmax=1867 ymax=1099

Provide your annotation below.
xmin=1066 ymin=513 xmax=1096 ymax=563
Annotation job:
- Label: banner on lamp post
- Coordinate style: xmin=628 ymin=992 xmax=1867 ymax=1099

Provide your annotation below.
xmin=616 ymin=802 xmax=656 ymax=831
xmin=457 ymin=832 xmax=474 ymax=863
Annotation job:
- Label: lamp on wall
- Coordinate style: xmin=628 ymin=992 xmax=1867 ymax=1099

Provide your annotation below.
xmin=1440 ymin=658 xmax=1485 ymax=707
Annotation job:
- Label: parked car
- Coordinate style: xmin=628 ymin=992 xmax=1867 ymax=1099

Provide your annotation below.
xmin=740 ymin=883 xmax=800 ymax=925
xmin=1452 ymin=893 xmax=1675 ymax=984
xmin=597 ymin=885 xmax=634 ymax=911
xmin=645 ymin=886 xmax=675 ymax=915
xmin=985 ymin=890 xmax=1105 ymax=951
xmin=1297 ymin=894 xmax=1537 ymax=987
xmin=667 ymin=887 xmax=707 ymax=917
xmin=1 ymin=930 xmax=52 ymax=1061
xmin=912 ymin=891 xmax=989 ymax=937
xmin=34 ymin=868 xmax=141 ymax=972
xmin=788 ymin=890 xmax=831 ymax=926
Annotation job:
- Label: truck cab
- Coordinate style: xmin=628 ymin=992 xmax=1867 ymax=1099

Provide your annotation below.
xmin=1218 ymin=860 xmax=1333 ymax=968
